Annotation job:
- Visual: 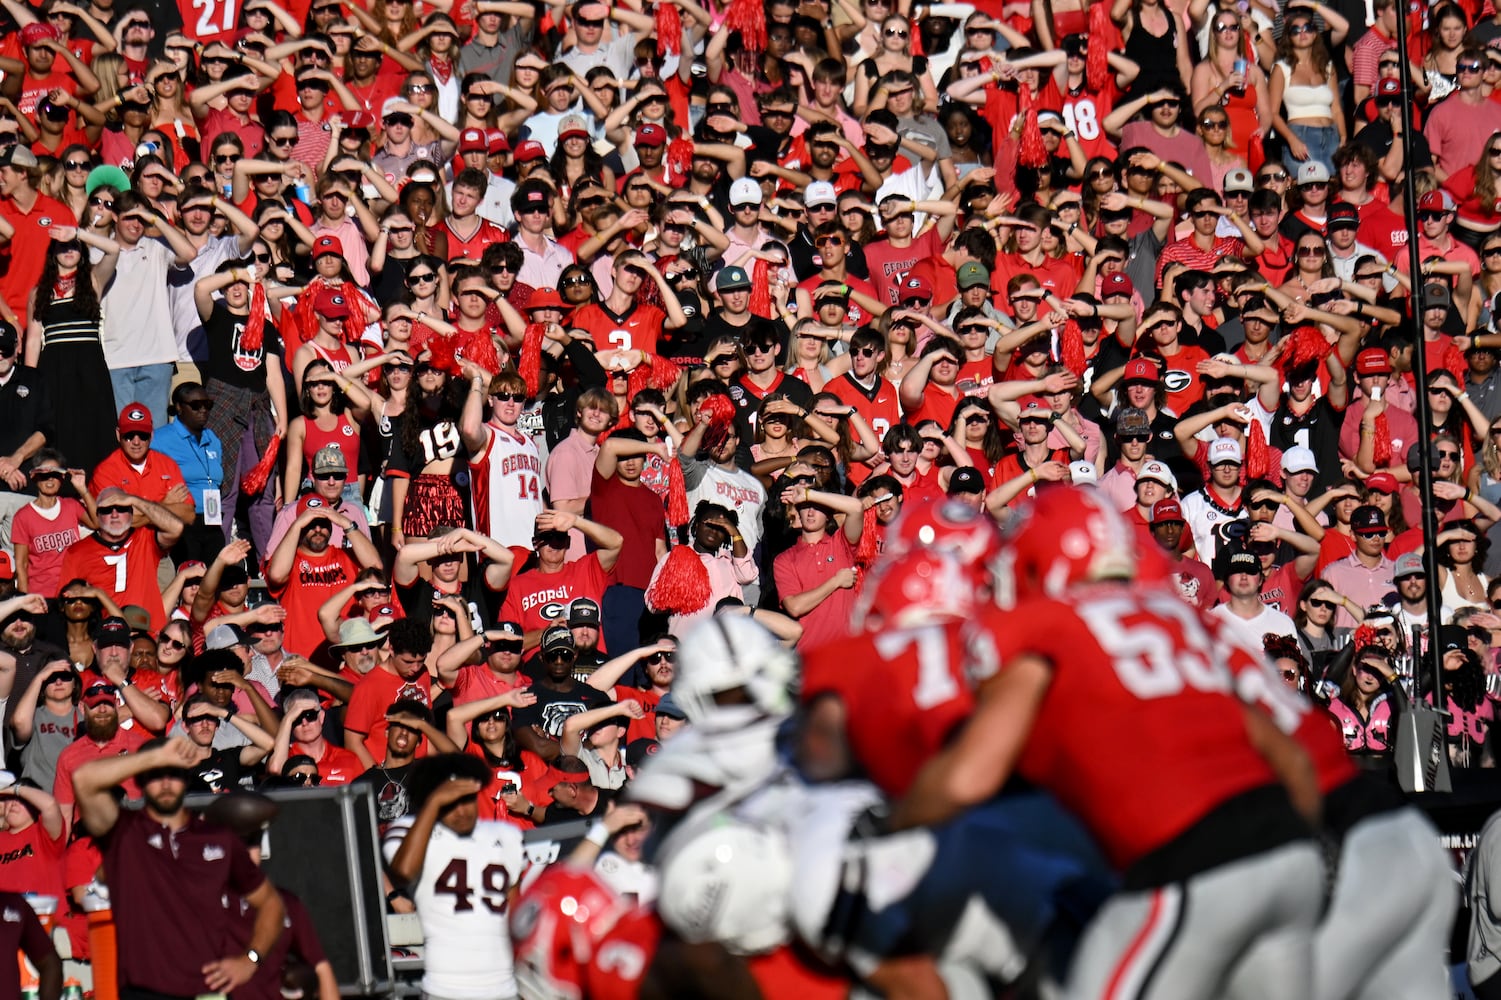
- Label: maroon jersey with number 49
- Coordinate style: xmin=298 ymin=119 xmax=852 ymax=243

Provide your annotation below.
xmin=974 ymin=584 xmax=1280 ymax=868
xmin=801 ymin=623 xmax=973 ymax=798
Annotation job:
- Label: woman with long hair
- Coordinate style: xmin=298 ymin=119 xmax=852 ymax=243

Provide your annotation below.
xmin=24 ymin=226 xmax=120 ymax=472
xmin=398 ymin=175 xmax=448 ymax=258
xmin=1190 ymin=9 xmax=1271 ymax=156
xmin=388 ymin=364 xmax=468 ymax=548
xmin=1436 ymin=519 xmax=1491 ymax=609
xmin=1328 ymin=645 xmax=1397 ymax=765
xmin=400 ymin=16 xmax=463 ymax=123
xmin=1421 ymin=3 xmax=1469 ymax=103
xmin=446 ymin=690 xmax=547 ymax=824
xmin=852 ymin=14 xmax=937 ymax=116
xmin=1472 ymin=416 xmax=1501 ymax=505
xmin=251 ymin=204 xmax=304 ymax=284
xmin=1115 ymin=0 xmax=1191 ymax=97
xmin=46 ymin=144 xmax=95 ymax=222
xmin=1278 ymin=230 xmax=1337 ymax=301
xmin=1291 ymin=577 xmax=1354 ymax=666
xmin=145 ymin=60 xmax=198 ymax=164
xmin=949 ymin=397 xmax=1006 ymax=484
xmin=548 ymin=118 xmax=613 ymax=196
xmin=1430 ymin=637 xmax=1493 ymax=767
xmin=1269 ymin=6 xmax=1346 ymax=175
xmin=1444 ymin=130 xmax=1501 ymax=241
xmin=603 ymin=78 xmax=681 ymax=147
xmin=284 ymin=357 xmax=374 ymax=509
xmin=363 ymin=339 xmax=415 ymax=535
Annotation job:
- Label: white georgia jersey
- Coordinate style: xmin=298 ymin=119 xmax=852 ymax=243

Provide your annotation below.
xmin=384 ymin=817 xmax=526 ymax=999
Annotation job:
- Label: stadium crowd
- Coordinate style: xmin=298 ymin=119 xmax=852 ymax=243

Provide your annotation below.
xmin=0 ymin=0 xmax=1493 ymax=990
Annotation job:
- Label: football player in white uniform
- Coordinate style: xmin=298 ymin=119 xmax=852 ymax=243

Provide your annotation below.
xmin=385 ymin=754 xmax=527 ymax=1000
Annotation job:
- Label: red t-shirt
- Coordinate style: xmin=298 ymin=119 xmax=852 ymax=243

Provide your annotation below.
xmin=90 ymin=449 xmax=190 ymax=507
xmin=590 ymin=470 xmax=667 ymax=591
xmin=903 ymin=382 xmax=961 ymax=429
xmin=0 ymin=822 xmax=66 ymax=901
xmin=344 ymin=667 xmax=433 ymax=763
xmin=772 ymin=531 xmax=857 ymax=652
xmin=52 ymin=726 xmax=151 ymax=811
xmin=10 ymin=498 xmax=85 ymax=598
xmin=271 ymin=546 xmax=360 ymax=659
xmin=825 ymin=372 xmax=900 ymax=444
xmin=500 ymin=554 xmax=612 ymax=636
xmin=452 ymin=664 xmax=531 ymax=706
xmin=295 ymin=739 xmax=366 ymax=785
xmin=863 ymin=228 xmax=945 ymax=306
xmin=570 ymin=301 xmax=665 ymax=357
xmin=0 ymin=192 xmax=75 ymax=324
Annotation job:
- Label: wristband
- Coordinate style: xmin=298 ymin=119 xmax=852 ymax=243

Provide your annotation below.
xmin=584 ymin=821 xmax=610 ymax=847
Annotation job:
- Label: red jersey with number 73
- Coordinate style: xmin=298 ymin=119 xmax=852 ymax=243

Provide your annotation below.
xmin=974 ymin=584 xmax=1278 ymax=868
xmin=801 ymin=623 xmax=973 ymax=798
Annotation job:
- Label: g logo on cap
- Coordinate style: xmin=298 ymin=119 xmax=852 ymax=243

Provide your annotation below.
xmin=128 ymin=407 xmax=146 ymax=421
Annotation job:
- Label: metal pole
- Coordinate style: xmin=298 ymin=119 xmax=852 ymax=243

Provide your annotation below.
xmin=1390 ymin=5 xmax=1444 ymax=705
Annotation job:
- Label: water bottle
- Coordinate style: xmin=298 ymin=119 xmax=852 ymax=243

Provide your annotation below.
xmin=1232 ymin=58 xmax=1247 ymax=96
xmin=61 ymin=978 xmax=83 ymax=1000
xmin=294 ymin=181 xmax=313 ymax=204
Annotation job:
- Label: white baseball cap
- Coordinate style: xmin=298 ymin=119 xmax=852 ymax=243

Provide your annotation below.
xmin=1069 ymin=460 xmax=1098 ymax=484
xmin=1137 ymin=460 xmax=1177 ymax=490
xmin=1281 ymin=445 xmax=1317 ymax=474
xmin=729 ymin=177 xmax=763 ymax=207
xmin=1207 ymin=436 xmax=1244 ymax=465
xmin=805 ymin=181 xmax=838 ymax=208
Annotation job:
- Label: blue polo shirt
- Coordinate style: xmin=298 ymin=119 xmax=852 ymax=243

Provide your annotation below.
xmin=151 ymin=420 xmax=224 ymax=513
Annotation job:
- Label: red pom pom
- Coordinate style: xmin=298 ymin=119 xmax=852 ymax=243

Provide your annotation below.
xmin=666 ymin=457 xmax=691 ymax=528
xmin=1017 ymin=84 xmax=1048 ymax=169
xmin=1059 ymin=318 xmax=1087 ymax=378
xmin=647 ymin=354 xmax=684 ymax=391
xmin=519 ymin=323 xmax=546 ymax=398
xmin=723 ymin=0 xmax=767 ymax=55
xmin=1372 ymin=412 xmax=1392 ymax=469
xmin=242 ymin=283 xmax=268 ymax=354
xmin=656 ymin=2 xmax=682 ymax=55
xmin=1244 ymin=419 xmax=1274 ymax=484
xmin=241 ymin=433 xmax=282 ymax=497
xmin=749 ymin=257 xmax=774 ymax=319
xmin=424 ymin=331 xmax=459 ymax=377
xmin=666 ymin=137 xmax=696 ymax=181
xmin=854 ymin=506 xmax=880 ymax=569
xmin=645 ymin=545 xmax=712 ymax=615
xmin=1086 ymin=5 xmax=1119 ymax=92
xmin=1277 ymin=325 xmax=1332 ymax=376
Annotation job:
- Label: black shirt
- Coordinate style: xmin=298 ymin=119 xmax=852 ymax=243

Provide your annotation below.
xmin=513 ymin=679 xmax=611 ymax=739
xmin=0 ymin=367 xmax=53 ymax=459
xmin=1271 ymin=396 xmax=1346 ymax=493
xmin=203 ymin=301 xmax=282 ymax=393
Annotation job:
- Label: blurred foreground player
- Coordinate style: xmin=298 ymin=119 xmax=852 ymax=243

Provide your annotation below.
xmin=510 ymin=864 xmax=763 ymax=1000
xmin=893 ymin=486 xmax=1325 ymax=1000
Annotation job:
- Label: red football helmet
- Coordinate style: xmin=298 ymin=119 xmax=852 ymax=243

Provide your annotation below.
xmin=882 ymin=494 xmax=1003 ymax=565
xmin=511 ymin=866 xmax=631 ymax=1000
xmin=993 ymin=485 xmax=1138 ymax=605
xmin=852 ymin=547 xmax=984 ymax=632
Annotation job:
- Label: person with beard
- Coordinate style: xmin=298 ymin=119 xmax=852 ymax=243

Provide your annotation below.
xmin=503 ymin=753 xmax=610 ymax=825
xmin=582 ymin=635 xmax=676 ymax=740
xmin=266 ymin=445 xmax=371 ymax=556
xmin=344 ymin=620 xmax=436 ymax=770
xmin=72 ymin=737 xmax=287 ymax=1000
xmin=266 ymin=495 xmax=382 ymax=661
xmin=511 ymin=626 xmax=611 ymax=764
xmin=50 ymin=680 xmax=150 ymax=827
xmin=437 ymin=621 xmax=532 ymax=705
xmin=79 ymin=616 xmax=171 ymax=733
xmin=355 ymin=700 xmax=458 ymax=827
xmin=177 ymin=691 xmax=274 ymax=795
xmin=563 ymin=598 xmax=609 ymax=674
xmin=0 ymin=592 xmax=62 ymax=766
xmin=388 ymin=362 xmax=470 ymax=550
xmin=394 ymin=525 xmax=515 ymax=632
xmin=58 ymin=484 xmax=185 ymax=635
xmin=269 ymin=688 xmax=364 ymax=786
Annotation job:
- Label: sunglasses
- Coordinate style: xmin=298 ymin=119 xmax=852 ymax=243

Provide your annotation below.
xmin=561 ymin=276 xmax=591 ymax=288
xmin=853 ymin=345 xmax=879 ymax=358
xmin=406 ymin=272 xmax=437 ymax=285
xmin=1460 ymin=61 xmax=1484 ymax=73
xmin=1260 ymin=170 xmax=1289 ymax=182
xmin=492 ymin=391 xmax=526 ymax=403
xmin=1437 ymin=449 xmax=1462 ymax=459
xmin=1296 ymin=246 xmax=1326 ymax=258
xmin=88 ymin=195 xmax=115 ymax=208
xmin=180 ymin=399 xmax=214 ymax=411
xmin=97 ymin=505 xmax=133 ymax=517
xmin=487 ymin=640 xmax=524 ymax=655
xmin=646 ymin=650 xmax=676 ymax=664
xmin=1199 ymin=119 xmax=1228 ymax=130
xmin=31 ymin=469 xmax=64 ymax=481
xmin=214 ymin=154 xmax=241 ymax=165
xmin=883 ymin=26 xmax=908 ymax=36
xmin=287 ymin=772 xmax=322 ymax=786
xmin=1289 ymin=21 xmax=1315 ymax=33
xmin=185 ymin=714 xmax=220 ymax=727
xmin=269 ymin=135 xmax=296 ymax=147
xmin=815 ymin=236 xmax=845 ymax=247
xmin=1249 ymin=498 xmax=1279 ymax=511
xmin=1418 ymin=210 xmax=1448 ymax=222
xmin=312 ymin=471 xmax=346 ymax=481
xmin=746 ymin=342 xmax=778 ymax=354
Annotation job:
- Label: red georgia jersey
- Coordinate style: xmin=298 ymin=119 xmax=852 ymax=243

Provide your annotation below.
xmin=584 ymin=908 xmax=663 ymax=1000
xmin=975 ymin=583 xmax=1279 ymax=868
xmin=801 ymin=624 xmax=973 ymax=798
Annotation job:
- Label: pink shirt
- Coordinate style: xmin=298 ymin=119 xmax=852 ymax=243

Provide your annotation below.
xmin=11 ymin=498 xmax=86 ymax=598
xmin=646 ymin=547 xmax=758 ymax=637
xmin=1323 ymin=552 xmax=1396 ymax=628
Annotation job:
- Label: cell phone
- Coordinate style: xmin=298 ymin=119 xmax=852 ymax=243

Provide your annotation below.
xmin=1371 ymin=385 xmax=1383 ymax=401
xmin=499 ymin=781 xmax=518 ymax=795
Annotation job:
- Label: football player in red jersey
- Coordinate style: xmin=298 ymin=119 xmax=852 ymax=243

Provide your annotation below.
xmin=511 ymin=865 xmax=764 ymax=1000
xmin=1229 ymin=638 xmax=1454 ymax=1000
xmin=894 ymin=486 xmax=1326 ymax=1000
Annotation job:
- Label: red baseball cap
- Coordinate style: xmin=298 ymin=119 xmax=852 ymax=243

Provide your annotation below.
xmin=1017 ymin=395 xmax=1051 ymax=419
xmin=297 ymin=494 xmax=334 ymax=518
xmin=485 ymin=129 xmax=510 ymax=155
xmin=20 ymin=23 xmax=60 ymax=46
xmin=1365 ymin=472 xmax=1400 ymax=494
xmin=458 ymin=128 xmax=487 ymax=153
xmin=635 ymin=123 xmax=667 ymax=146
xmin=0 ymin=551 xmax=13 ymax=580
xmin=118 ymin=403 xmax=153 ymax=435
xmin=339 ymin=110 xmax=375 ymax=131
xmin=526 ymin=287 xmax=566 ymax=311
xmin=312 ymin=234 xmax=344 ymax=259
xmin=899 ymin=275 xmax=933 ymax=304
xmin=314 ymin=285 xmax=352 ymax=318
xmin=1375 ymin=78 xmax=1401 ymax=97
xmin=1355 ymin=348 xmax=1391 ymax=375
xmin=513 ymin=140 xmax=547 ymax=163
xmin=1101 ymin=272 xmax=1134 ymax=298
xmin=1150 ymin=498 xmax=1184 ymax=524
xmin=548 ymin=767 xmax=590 ymax=788
xmin=1122 ymin=357 xmax=1160 ymax=383
xmin=1417 ymin=190 xmax=1456 ymax=213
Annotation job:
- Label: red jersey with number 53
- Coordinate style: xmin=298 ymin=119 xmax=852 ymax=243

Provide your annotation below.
xmin=801 ymin=623 xmax=972 ymax=798
xmin=975 ymin=583 xmax=1278 ymax=868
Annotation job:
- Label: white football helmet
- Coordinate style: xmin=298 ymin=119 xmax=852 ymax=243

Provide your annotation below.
xmin=671 ymin=614 xmax=799 ymax=725
xmin=656 ymin=811 xmax=793 ymax=956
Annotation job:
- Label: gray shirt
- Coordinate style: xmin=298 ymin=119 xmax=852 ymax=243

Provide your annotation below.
xmin=20 ymin=703 xmax=81 ymax=793
xmin=461 ymin=21 xmax=530 ymax=83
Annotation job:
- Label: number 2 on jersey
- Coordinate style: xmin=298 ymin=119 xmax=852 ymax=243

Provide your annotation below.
xmin=432 ymin=858 xmax=511 ymax=913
